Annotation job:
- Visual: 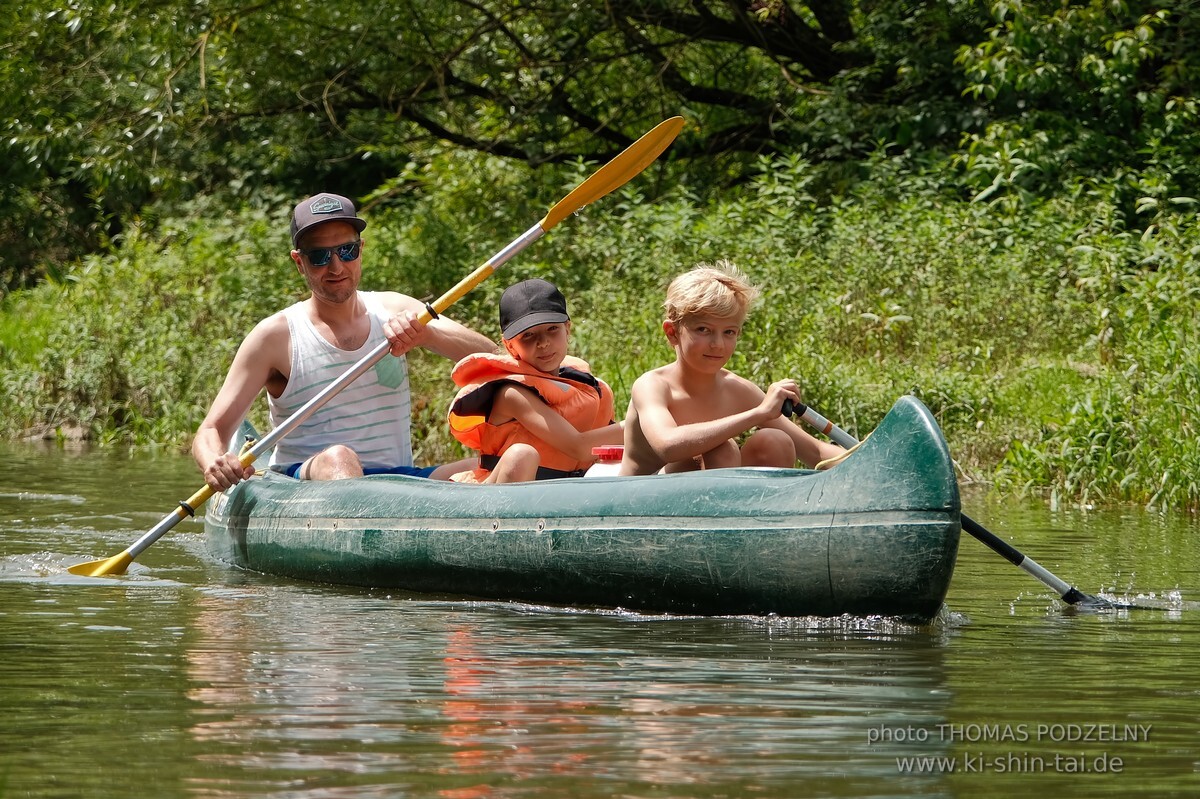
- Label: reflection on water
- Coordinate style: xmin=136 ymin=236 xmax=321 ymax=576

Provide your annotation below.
xmin=179 ymin=586 xmax=956 ymax=798
xmin=1 ymin=443 xmax=1199 ymax=797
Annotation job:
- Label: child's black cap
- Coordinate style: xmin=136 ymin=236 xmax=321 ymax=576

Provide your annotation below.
xmin=499 ymin=279 xmax=570 ymax=340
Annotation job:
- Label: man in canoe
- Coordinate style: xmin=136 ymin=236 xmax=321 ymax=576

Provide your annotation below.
xmin=193 ymin=192 xmax=495 ymax=490
xmin=445 ymin=278 xmax=623 ymax=483
xmin=619 ymin=261 xmax=843 ymax=475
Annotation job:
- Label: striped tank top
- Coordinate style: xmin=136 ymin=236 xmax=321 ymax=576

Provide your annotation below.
xmin=267 ymin=292 xmax=414 ymax=471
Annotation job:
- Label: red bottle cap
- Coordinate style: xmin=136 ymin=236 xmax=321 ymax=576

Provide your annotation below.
xmin=591 ymin=445 xmax=624 ymax=461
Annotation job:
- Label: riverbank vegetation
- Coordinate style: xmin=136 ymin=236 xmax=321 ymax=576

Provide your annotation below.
xmin=2 ymin=1 xmax=1199 ymax=509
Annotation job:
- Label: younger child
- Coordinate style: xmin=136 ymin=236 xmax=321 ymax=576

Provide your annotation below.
xmin=619 ymin=261 xmax=842 ymax=475
xmin=447 ymin=278 xmax=622 ymax=483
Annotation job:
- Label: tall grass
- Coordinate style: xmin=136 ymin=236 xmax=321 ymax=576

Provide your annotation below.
xmin=2 ymin=153 xmax=1197 ymax=509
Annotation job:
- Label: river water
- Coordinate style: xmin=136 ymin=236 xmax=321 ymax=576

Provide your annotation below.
xmin=1 ymin=440 xmax=1197 ymax=798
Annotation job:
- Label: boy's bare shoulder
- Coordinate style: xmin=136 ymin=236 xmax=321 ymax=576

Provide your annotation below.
xmin=714 ymin=369 xmax=769 ymax=406
xmin=631 ymin=362 xmax=679 ymax=389
xmin=719 ymin=369 xmax=762 ymax=390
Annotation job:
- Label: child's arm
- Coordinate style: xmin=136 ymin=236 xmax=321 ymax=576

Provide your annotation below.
xmin=756 ymin=379 xmax=845 ymax=467
xmin=760 ymin=416 xmax=844 ymax=467
xmin=628 ymin=373 xmax=782 ymax=465
xmin=491 ymin=384 xmax=622 ymax=462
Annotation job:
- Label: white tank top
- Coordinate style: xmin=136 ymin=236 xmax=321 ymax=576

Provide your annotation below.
xmin=267 ymin=292 xmax=414 ymax=470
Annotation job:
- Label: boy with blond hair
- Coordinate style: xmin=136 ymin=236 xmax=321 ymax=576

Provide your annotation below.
xmin=619 ymin=261 xmax=842 ymax=475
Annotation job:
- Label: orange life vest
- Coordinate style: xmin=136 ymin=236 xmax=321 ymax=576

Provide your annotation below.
xmin=448 ymin=353 xmax=616 ymax=478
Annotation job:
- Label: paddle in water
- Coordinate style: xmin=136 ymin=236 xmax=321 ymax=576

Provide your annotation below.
xmin=782 ymin=399 xmax=1124 ymax=610
xmin=69 ymin=116 xmax=687 ymax=577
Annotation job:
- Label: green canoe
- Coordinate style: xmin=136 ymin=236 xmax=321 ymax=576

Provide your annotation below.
xmin=204 ymin=395 xmax=961 ymax=620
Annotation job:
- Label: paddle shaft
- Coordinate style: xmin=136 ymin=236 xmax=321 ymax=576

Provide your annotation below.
xmin=787 ymin=401 xmax=1110 ymax=608
xmin=69 ymin=117 xmax=686 ymax=577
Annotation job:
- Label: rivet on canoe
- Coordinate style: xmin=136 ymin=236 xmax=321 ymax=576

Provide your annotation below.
xmin=491 ymin=520 xmax=499 ymax=531
xmin=537 ymin=519 xmax=545 ymax=532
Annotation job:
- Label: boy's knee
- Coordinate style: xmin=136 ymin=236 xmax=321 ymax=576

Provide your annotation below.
xmin=508 ymin=443 xmax=540 ymax=467
xmin=741 ymin=429 xmax=796 ymax=468
xmin=699 ymin=438 xmax=741 ymax=469
xmin=491 ymin=443 xmax=540 ymax=483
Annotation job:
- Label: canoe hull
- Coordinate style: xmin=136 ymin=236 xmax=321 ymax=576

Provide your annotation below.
xmin=205 ymin=396 xmax=960 ymax=620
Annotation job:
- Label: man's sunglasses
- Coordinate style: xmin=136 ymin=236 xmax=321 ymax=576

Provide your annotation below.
xmin=301 ymin=240 xmax=361 ymax=267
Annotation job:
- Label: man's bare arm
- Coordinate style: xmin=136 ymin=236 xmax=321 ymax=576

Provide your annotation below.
xmin=192 ymin=317 xmax=287 ymax=490
xmin=380 ymin=292 xmax=495 ymax=361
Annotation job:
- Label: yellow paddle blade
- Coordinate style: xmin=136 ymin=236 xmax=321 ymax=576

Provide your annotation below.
xmin=68 ymin=491 xmax=206 ymax=577
xmin=68 ymin=551 xmax=134 ymax=577
xmin=540 ymin=116 xmax=685 ymax=231
xmin=422 ymin=116 xmax=686 ymax=322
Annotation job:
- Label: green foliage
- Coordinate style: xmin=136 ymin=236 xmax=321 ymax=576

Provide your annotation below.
xmin=0 ymin=199 xmax=290 ymax=444
xmin=0 ymin=0 xmax=203 ymax=292
xmin=12 ymin=0 xmax=1200 ymax=297
xmin=954 ymin=1 xmax=1200 ymax=206
xmin=995 ymin=200 xmax=1200 ymax=508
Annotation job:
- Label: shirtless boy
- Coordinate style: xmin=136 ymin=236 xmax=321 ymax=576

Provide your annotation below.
xmin=619 ymin=261 xmax=842 ymax=475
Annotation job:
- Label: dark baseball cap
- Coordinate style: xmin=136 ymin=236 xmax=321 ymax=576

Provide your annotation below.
xmin=290 ymin=193 xmax=367 ymax=247
xmin=499 ymin=279 xmax=570 ymax=340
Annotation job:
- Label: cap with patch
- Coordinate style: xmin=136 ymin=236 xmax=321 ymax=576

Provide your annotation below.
xmin=290 ymin=193 xmax=367 ymax=247
xmin=499 ymin=279 xmax=570 ymax=340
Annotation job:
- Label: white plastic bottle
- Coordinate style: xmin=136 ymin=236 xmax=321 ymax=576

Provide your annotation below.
xmin=585 ymin=445 xmax=624 ymax=477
